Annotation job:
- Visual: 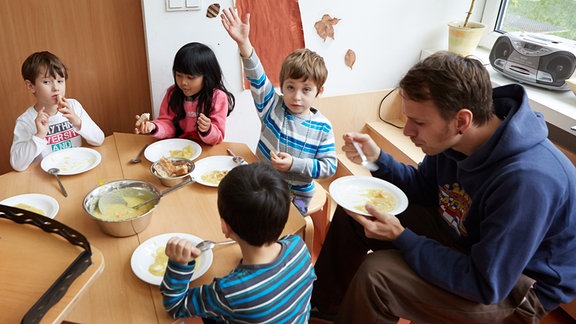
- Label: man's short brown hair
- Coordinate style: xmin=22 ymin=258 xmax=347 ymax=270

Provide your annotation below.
xmin=399 ymin=51 xmax=494 ymax=126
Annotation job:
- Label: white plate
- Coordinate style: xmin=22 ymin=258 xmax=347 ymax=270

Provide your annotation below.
xmin=40 ymin=147 xmax=102 ymax=175
xmin=190 ymin=156 xmax=238 ymax=187
xmin=329 ymin=176 xmax=408 ymax=216
xmin=130 ymin=233 xmax=213 ymax=286
xmin=144 ymin=139 xmax=202 ymax=163
xmin=0 ymin=193 xmax=59 ymax=219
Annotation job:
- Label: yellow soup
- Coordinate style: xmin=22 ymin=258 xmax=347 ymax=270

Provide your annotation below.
xmin=201 ymin=170 xmax=228 ymax=185
xmin=94 ymin=192 xmax=155 ymax=221
xmin=169 ymin=145 xmax=194 ymax=159
xmin=14 ymin=203 xmax=46 ymax=216
xmin=355 ymin=188 xmax=397 ymax=213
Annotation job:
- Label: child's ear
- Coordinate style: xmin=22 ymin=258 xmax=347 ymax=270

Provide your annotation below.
xmin=220 ymin=218 xmax=232 ymax=238
xmin=315 ymin=86 xmax=324 ymax=98
xmin=24 ymin=80 xmax=36 ymax=93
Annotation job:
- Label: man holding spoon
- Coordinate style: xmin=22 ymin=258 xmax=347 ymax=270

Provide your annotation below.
xmin=311 ymin=51 xmax=576 ymax=323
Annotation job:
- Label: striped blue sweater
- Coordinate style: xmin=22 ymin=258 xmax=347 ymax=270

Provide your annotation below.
xmin=160 ymin=235 xmax=316 ymax=323
xmin=242 ymin=51 xmax=337 ymax=214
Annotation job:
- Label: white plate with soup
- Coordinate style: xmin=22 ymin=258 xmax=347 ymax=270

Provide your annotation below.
xmin=329 ymin=176 xmax=408 ymax=216
xmin=41 ymin=147 xmax=102 ymax=175
xmin=190 ymin=156 xmax=238 ymax=187
xmin=144 ymin=138 xmax=202 ymax=163
xmin=0 ymin=193 xmax=59 ymax=219
xmin=130 ymin=233 xmax=213 ymax=285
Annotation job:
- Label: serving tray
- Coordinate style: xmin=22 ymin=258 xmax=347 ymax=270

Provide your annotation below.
xmin=0 ymin=205 xmax=102 ymax=324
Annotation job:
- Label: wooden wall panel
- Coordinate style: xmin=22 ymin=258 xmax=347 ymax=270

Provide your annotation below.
xmin=0 ymin=0 xmax=151 ymax=174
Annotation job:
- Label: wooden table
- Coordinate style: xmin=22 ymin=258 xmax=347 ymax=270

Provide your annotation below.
xmin=0 ymin=133 xmax=305 ymax=323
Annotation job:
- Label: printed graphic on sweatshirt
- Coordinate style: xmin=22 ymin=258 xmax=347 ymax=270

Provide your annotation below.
xmin=438 ymin=182 xmax=471 ymax=237
xmin=46 ymin=120 xmax=79 ymax=151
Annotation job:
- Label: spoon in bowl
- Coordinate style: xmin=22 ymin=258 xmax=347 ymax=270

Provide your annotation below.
xmin=226 ymin=148 xmax=245 ymax=165
xmin=351 ymin=141 xmax=379 ymax=171
xmin=47 ymin=168 xmax=68 ymax=197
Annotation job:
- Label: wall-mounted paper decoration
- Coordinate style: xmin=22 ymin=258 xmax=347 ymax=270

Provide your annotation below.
xmin=314 ymin=14 xmax=341 ymax=41
xmin=206 ymin=3 xmax=220 ymax=18
xmin=345 ymin=49 xmax=356 ymax=69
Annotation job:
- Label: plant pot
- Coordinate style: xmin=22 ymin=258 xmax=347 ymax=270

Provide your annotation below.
xmin=448 ymin=21 xmax=486 ymax=56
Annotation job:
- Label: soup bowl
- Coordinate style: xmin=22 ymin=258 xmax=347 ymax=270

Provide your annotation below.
xmin=83 ymin=180 xmax=160 ymax=237
xmin=150 ymin=157 xmax=195 ymax=187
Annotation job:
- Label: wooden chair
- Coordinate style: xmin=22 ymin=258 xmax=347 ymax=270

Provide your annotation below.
xmin=303 ymin=181 xmax=331 ymax=259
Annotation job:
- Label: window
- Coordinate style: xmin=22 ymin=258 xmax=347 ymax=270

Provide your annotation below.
xmin=479 ymin=0 xmax=576 ymax=48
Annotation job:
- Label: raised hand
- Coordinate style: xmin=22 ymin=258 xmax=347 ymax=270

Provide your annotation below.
xmin=220 ymin=8 xmax=253 ymax=58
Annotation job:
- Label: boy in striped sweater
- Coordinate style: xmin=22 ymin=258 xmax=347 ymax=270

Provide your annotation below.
xmin=160 ymin=162 xmax=316 ymax=323
xmin=221 ymin=8 xmax=337 ymax=215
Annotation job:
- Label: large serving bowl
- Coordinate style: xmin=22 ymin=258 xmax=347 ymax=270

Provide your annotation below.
xmin=83 ymin=180 xmax=161 ymax=237
xmin=150 ymin=157 xmax=195 ymax=187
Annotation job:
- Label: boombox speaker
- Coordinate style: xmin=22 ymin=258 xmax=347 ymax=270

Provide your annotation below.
xmin=489 ymin=32 xmax=576 ymax=90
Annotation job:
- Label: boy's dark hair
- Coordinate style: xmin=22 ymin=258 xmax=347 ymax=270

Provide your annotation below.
xmin=217 ymin=162 xmax=290 ymax=246
xmin=399 ymin=51 xmax=494 ymax=126
xmin=21 ymin=51 xmax=68 ymax=82
xmin=169 ymin=42 xmax=235 ymax=137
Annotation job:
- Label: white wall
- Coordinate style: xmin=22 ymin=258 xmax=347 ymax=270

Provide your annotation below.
xmin=141 ymin=0 xmax=484 ymax=151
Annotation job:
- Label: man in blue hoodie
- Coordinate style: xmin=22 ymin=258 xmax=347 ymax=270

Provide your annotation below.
xmin=311 ymin=51 xmax=576 ymax=323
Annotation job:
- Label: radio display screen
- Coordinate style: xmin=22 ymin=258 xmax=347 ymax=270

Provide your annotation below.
xmin=508 ymin=52 xmax=539 ymax=68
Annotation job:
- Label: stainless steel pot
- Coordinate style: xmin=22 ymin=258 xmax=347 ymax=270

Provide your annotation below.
xmin=83 ymin=180 xmax=160 ymax=237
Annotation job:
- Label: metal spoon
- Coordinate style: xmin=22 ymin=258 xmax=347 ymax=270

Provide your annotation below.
xmin=130 ymin=144 xmax=149 ymax=164
xmin=131 ymin=176 xmax=195 ymax=209
xmin=226 ymin=148 xmax=245 ymax=164
xmin=195 ymin=239 xmax=236 ymax=252
xmin=47 ymin=168 xmax=68 ymax=197
xmin=351 ymin=141 xmax=379 ymax=171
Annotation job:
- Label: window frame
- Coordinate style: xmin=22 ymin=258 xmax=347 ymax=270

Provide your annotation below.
xmin=478 ymin=0 xmax=505 ymax=49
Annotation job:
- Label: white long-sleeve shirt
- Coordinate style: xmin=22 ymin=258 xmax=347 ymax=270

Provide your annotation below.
xmin=10 ymin=98 xmax=104 ymax=171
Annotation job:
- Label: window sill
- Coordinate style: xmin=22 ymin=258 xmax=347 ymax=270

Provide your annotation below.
xmin=421 ymin=48 xmax=576 ymax=138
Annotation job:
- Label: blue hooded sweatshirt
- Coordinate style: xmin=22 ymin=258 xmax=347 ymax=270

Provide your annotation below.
xmin=376 ymin=84 xmax=576 ymax=311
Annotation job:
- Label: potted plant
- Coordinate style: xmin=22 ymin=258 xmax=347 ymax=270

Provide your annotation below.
xmin=448 ymin=0 xmax=486 ymax=56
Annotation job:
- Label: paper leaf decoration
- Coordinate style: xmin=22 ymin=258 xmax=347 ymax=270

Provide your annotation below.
xmin=314 ymin=14 xmax=341 ymax=41
xmin=206 ymin=3 xmax=220 ymax=18
xmin=345 ymin=49 xmax=356 ymax=69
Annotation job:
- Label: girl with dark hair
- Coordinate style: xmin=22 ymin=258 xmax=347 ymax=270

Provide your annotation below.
xmin=135 ymin=42 xmax=235 ymax=145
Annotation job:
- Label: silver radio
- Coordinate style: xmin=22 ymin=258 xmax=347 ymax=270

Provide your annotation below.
xmin=489 ymin=32 xmax=576 ymax=90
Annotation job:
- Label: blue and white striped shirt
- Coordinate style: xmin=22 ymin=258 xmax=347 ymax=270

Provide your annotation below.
xmin=160 ymin=235 xmax=316 ymax=323
xmin=242 ymin=51 xmax=337 ymax=214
